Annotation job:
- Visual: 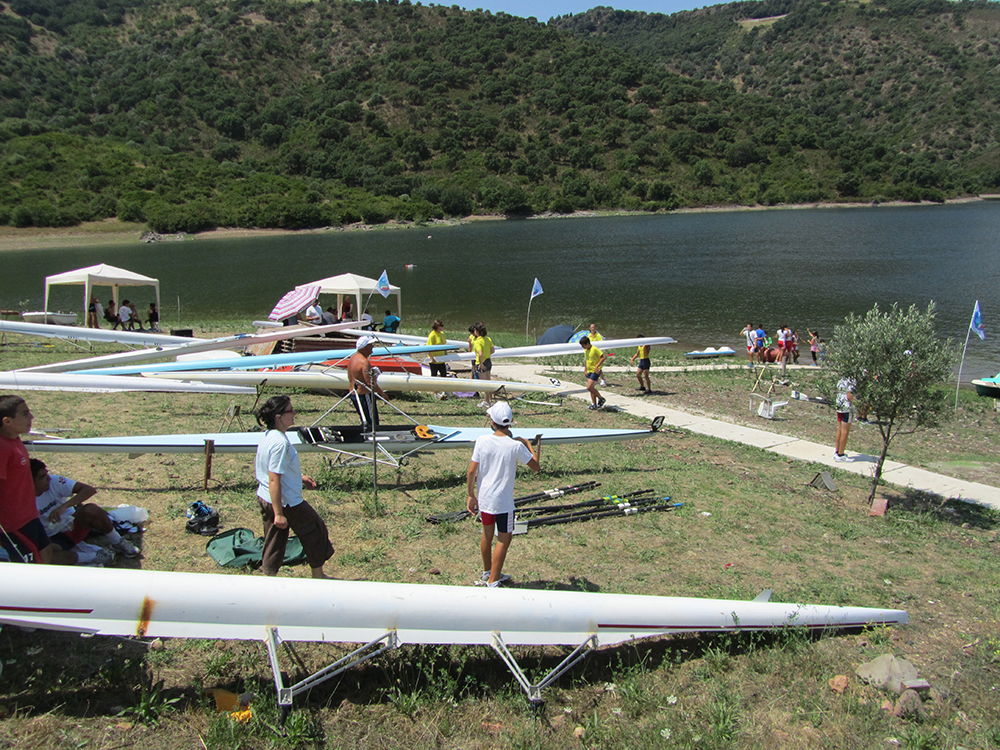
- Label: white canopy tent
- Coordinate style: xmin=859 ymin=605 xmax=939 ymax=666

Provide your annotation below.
xmin=44 ymin=264 xmax=161 ymax=323
xmin=297 ymin=273 xmax=401 ymax=325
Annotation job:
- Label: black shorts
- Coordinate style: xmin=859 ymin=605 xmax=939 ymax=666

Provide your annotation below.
xmin=350 ymin=391 xmax=380 ymax=429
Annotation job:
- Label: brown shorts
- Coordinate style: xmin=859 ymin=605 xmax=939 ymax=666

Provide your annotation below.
xmin=259 ymin=498 xmax=334 ymax=575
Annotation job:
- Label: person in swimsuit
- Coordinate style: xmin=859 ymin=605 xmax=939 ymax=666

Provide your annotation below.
xmin=347 ymin=335 xmax=389 ymax=430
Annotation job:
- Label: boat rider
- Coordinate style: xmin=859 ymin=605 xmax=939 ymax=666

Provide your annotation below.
xmin=347 ymin=335 xmax=389 ymax=431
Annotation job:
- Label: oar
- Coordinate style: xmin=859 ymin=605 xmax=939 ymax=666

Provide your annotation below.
xmin=512 ymin=480 xmax=601 ymax=507
xmin=523 ymin=496 xmax=669 ymax=524
xmin=426 ymin=480 xmax=601 ymax=524
xmin=516 ymin=489 xmax=655 ymax=516
xmin=525 ymin=501 xmax=682 ymax=528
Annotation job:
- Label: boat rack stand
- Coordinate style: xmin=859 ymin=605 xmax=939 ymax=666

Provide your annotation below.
xmin=262 ymin=626 xmax=600 ymax=720
xmin=491 ymin=632 xmax=598 ymax=707
xmin=265 ymin=627 xmax=399 ymax=722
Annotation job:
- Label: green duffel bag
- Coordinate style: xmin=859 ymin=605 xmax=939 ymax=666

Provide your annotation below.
xmin=206 ymin=528 xmax=307 ymax=569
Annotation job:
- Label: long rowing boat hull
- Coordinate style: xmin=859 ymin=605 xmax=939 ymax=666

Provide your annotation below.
xmin=0 ymin=371 xmax=256 ymax=395
xmin=146 ymin=370 xmax=563 ymax=394
xmin=24 ymin=422 xmax=661 ymax=455
xmin=0 ymin=319 xmax=198 ymax=346
xmin=20 ymin=322 xmax=361 ymax=374
xmin=72 ymin=344 xmax=455 ymax=376
xmin=434 ymin=336 xmax=677 ymax=362
xmin=0 ymin=566 xmax=908 ymax=647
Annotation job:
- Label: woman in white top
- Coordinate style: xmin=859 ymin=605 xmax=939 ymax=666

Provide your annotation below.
xmin=254 ymin=395 xmax=334 ymax=577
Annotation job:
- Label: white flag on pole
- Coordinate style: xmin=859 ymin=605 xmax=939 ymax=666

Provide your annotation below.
xmin=530 ymin=278 xmax=544 ymax=300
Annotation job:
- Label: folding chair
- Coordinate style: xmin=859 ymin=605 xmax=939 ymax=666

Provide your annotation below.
xmin=749 ymin=392 xmax=788 ymax=419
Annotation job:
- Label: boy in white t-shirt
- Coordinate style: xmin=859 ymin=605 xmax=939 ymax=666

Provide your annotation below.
xmin=466 ymin=402 xmax=540 ymax=587
xmin=31 ymin=458 xmax=138 ymax=565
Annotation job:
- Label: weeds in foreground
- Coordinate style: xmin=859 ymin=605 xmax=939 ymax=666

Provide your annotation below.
xmin=122 ymin=677 xmax=182 ymax=725
xmin=897 ymin=725 xmax=942 ymax=750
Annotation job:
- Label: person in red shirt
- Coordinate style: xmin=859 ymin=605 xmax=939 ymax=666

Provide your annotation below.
xmin=1 ymin=395 xmax=53 ymax=563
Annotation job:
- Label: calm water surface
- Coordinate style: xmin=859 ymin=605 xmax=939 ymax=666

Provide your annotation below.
xmin=4 ymin=202 xmax=999 ymax=377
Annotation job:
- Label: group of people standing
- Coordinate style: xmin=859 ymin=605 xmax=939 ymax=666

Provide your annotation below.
xmin=740 ymin=324 xmax=822 ymax=367
xmin=88 ymin=297 xmax=159 ymax=332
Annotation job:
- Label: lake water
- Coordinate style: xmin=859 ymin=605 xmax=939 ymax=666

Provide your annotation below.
xmin=4 ymin=202 xmax=1000 ymax=378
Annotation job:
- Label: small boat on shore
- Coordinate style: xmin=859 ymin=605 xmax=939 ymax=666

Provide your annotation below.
xmin=21 ymin=311 xmax=77 ymax=326
xmin=684 ymin=346 xmax=736 ymax=358
xmin=972 ymin=377 xmax=1000 ymax=399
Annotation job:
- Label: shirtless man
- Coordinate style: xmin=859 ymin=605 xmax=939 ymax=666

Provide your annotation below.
xmin=346 ymin=336 xmax=389 ymax=430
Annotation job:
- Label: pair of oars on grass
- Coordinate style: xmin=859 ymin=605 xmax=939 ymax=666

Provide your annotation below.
xmin=426 ymin=480 xmax=602 ymax=524
xmin=516 ymin=489 xmax=681 ymax=528
xmin=427 ymin=482 xmax=681 ymax=528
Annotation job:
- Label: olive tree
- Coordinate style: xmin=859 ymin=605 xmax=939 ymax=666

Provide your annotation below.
xmin=822 ymin=302 xmax=956 ymax=504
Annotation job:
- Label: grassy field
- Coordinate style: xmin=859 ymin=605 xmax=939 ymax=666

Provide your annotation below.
xmin=1 ymin=327 xmax=998 ymax=750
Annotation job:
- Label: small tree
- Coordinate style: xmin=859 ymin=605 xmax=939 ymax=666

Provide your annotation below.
xmin=822 ymin=302 xmax=956 ymax=504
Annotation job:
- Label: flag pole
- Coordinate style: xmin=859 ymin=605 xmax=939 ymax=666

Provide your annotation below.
xmin=955 ymin=326 xmax=972 ymax=411
xmin=526 ymin=278 xmax=543 ymax=343
xmin=955 ymin=301 xmax=981 ymax=411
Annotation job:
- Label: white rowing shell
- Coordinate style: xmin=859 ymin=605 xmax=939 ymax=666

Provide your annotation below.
xmin=24 ymin=422 xmax=661 ymax=454
xmin=0 ymin=320 xmax=198 ymax=346
xmin=0 ymin=371 xmax=255 ymax=394
xmin=146 ymin=370 xmax=563 ymax=394
xmin=71 ymin=343 xmax=456 ymax=376
xmin=18 ymin=322 xmax=358 ymax=374
xmin=434 ymin=336 xmax=677 ymax=362
xmin=0 ymin=565 xmax=908 ymax=646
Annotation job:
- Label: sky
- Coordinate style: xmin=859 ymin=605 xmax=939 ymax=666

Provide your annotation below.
xmin=450 ymin=0 xmax=719 ymax=21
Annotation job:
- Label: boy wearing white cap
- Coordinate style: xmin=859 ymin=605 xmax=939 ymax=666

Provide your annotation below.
xmin=466 ymin=402 xmax=540 ymax=587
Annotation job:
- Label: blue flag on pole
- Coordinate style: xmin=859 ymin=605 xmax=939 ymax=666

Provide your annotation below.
xmin=377 ymin=270 xmax=392 ymax=298
xmin=530 ymin=278 xmax=544 ymax=300
xmin=971 ymin=300 xmax=985 ymax=340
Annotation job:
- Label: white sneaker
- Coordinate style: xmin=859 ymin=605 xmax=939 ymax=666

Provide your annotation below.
xmin=477 ymin=401 xmax=489 ymax=408
xmin=834 ymin=453 xmax=846 ymax=462
xmin=476 ymin=573 xmax=510 ymax=586
xmin=89 ymin=548 xmax=115 ymax=566
xmin=111 ymin=538 xmax=139 ymax=558
xmin=599 ymin=378 xmax=607 ymax=386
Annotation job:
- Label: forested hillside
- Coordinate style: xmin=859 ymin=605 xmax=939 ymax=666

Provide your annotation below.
xmin=1 ymin=0 xmax=998 ymax=233
xmin=553 ymin=0 xmax=1000 ymax=195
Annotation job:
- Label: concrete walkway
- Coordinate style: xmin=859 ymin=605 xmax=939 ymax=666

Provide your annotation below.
xmin=494 ymin=362 xmax=1000 ymax=511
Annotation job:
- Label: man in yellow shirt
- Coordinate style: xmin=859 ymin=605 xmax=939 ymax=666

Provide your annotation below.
xmin=580 ymin=337 xmax=607 ymax=410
